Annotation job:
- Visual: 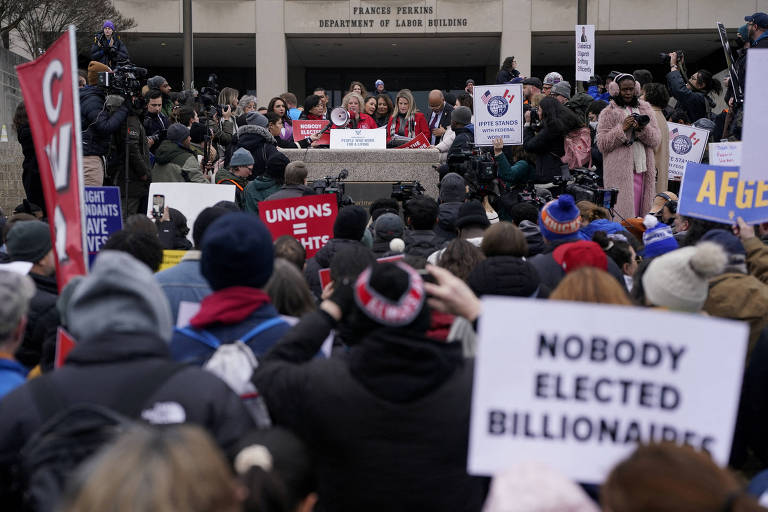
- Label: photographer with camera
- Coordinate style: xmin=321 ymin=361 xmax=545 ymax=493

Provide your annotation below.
xmin=80 ymin=61 xmax=130 ymax=186
xmin=522 ymin=96 xmax=582 ymax=183
xmin=596 ymin=73 xmax=660 ymax=220
xmin=90 ymin=21 xmax=129 ymax=70
xmin=143 ymin=89 xmax=168 ymax=150
xmin=666 ymin=52 xmax=722 ymax=123
xmin=106 ymin=95 xmax=151 ymax=217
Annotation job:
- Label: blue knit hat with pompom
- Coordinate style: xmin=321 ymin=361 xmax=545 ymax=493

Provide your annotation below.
xmin=538 ymin=194 xmax=581 ymax=241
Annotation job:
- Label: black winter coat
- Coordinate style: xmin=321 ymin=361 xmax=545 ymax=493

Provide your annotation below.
xmin=236 ymin=125 xmax=280 ymax=176
xmin=143 ymin=111 xmax=169 ymax=138
xmin=265 ymin=184 xmax=315 ymax=201
xmin=529 ymin=238 xmax=626 ymax=290
xmin=15 ymin=272 xmax=58 ymax=369
xmin=252 ymin=311 xmax=487 ymax=512
xmin=404 ymin=229 xmax=441 ymax=258
xmin=448 ymin=127 xmax=474 ymax=158
xmin=433 ymin=202 xmax=462 ymax=246
xmin=496 ymin=68 xmax=520 ymax=84
xmin=90 ymin=33 xmax=130 ymax=69
xmin=0 ymin=332 xmax=255 ymax=498
xmin=524 ymin=124 xmax=567 ymax=182
xmin=16 ymin=124 xmax=45 ymax=214
xmin=666 ymin=70 xmax=712 ymax=123
xmin=80 ymin=86 xmax=129 ymax=157
xmin=304 ymin=238 xmax=368 ymax=298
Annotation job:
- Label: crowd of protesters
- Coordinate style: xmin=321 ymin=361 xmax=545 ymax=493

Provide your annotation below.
xmin=1 ymin=11 xmax=768 ymax=512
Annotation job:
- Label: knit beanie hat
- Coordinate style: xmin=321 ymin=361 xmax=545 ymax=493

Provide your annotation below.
xmin=483 ymin=462 xmax=600 ymax=512
xmin=439 ymin=172 xmax=466 ymax=203
xmin=552 ymin=81 xmax=572 ymax=100
xmin=87 ymin=61 xmax=111 ymax=86
xmin=334 ymin=205 xmax=368 ymax=241
xmin=229 ymin=148 xmax=255 ymax=168
xmin=642 ymin=242 xmax=727 ymax=312
xmin=456 ymin=200 xmax=491 ymax=230
xmin=200 ymin=212 xmax=274 ymax=290
xmin=452 ymin=106 xmax=472 ymax=125
xmin=147 ymin=75 xmax=166 ymax=90
xmin=6 ymin=220 xmax=52 ymax=263
xmin=538 ymin=194 xmax=581 ymax=241
xmin=189 ymin=122 xmax=207 ymax=144
xmin=246 ymin=111 xmax=268 ymax=128
xmin=642 ymin=214 xmax=678 ymax=259
xmin=103 ymin=20 xmax=115 ymax=30
xmin=353 ymin=261 xmax=426 ymax=327
xmin=468 ymin=256 xmax=540 ymax=298
xmin=553 ymin=240 xmax=607 ymax=272
xmin=699 ymin=229 xmax=747 ymax=272
xmin=166 ymin=123 xmax=190 ymax=144
xmin=544 ymin=72 xmax=563 ymax=85
xmin=265 ymin=152 xmax=290 ymax=181
xmin=374 ymin=213 xmax=404 ymax=242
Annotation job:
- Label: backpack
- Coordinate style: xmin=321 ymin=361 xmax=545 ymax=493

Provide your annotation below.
xmin=174 ymin=317 xmax=287 ymax=428
xmin=562 ymin=127 xmax=592 ymax=170
xmin=18 ymin=364 xmax=184 ymax=512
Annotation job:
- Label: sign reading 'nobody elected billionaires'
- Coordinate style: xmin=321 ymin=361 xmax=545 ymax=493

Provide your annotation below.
xmin=259 ymin=194 xmax=338 ymax=258
xmin=468 ymin=298 xmax=748 ymax=483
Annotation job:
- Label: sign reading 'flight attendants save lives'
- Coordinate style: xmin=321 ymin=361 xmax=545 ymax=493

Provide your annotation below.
xmin=259 ymin=194 xmax=339 ymax=258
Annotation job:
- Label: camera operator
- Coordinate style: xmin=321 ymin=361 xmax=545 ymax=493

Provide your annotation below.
xmin=446 ymin=106 xmax=474 ymax=159
xmin=596 ymin=73 xmax=660 ymax=220
xmin=143 ymin=89 xmax=168 ymax=150
xmin=523 ymin=96 xmax=582 ymax=183
xmin=666 ymin=52 xmax=722 ymax=123
xmin=106 ymin=95 xmax=151 ymax=216
xmin=80 ymin=61 xmax=130 ymax=186
xmin=90 ymin=21 xmax=129 ymax=70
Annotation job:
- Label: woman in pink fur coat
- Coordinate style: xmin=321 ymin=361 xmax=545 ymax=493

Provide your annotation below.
xmin=597 ymin=74 xmax=661 ymax=220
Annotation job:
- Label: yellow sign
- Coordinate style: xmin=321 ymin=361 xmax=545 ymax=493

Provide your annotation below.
xmin=158 ymin=250 xmax=187 ymax=271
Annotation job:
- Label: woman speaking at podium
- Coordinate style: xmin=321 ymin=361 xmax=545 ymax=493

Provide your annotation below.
xmin=386 ymin=89 xmax=430 ymax=142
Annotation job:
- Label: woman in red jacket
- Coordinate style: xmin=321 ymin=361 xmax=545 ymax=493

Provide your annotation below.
xmin=336 ymin=92 xmax=378 ymax=130
xmin=387 ymin=89 xmax=430 ymax=142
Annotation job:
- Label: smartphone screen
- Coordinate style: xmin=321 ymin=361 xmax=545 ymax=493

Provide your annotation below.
xmin=152 ymin=194 xmax=165 ymax=218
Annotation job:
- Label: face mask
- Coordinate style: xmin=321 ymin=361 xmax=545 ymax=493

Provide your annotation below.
xmin=589 ymin=121 xmax=598 ymax=130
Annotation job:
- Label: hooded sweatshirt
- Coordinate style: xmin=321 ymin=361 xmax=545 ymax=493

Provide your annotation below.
xmin=0 ymin=251 xmax=255 ymax=480
xmin=151 ymin=140 xmax=207 ymax=183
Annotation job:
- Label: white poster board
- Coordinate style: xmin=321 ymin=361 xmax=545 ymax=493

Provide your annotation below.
xmin=330 ymin=127 xmax=386 ymax=149
xmin=739 ymin=49 xmax=768 ymax=182
xmin=709 ymin=141 xmax=741 ymax=167
xmin=667 ymin=122 xmax=710 ymax=180
xmin=468 ymin=297 xmax=748 ymax=483
xmin=473 ymin=84 xmax=524 ymax=146
xmin=146 ymin=183 xmax=236 ymax=243
xmin=575 ymin=25 xmax=595 ymax=81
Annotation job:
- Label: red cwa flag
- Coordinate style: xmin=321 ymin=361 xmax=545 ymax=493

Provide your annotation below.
xmin=16 ymin=26 xmax=88 ymax=290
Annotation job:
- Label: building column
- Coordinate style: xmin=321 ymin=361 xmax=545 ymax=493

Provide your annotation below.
xmin=255 ymin=0 xmax=287 ymax=104
xmin=500 ymin=0 xmax=532 ymax=77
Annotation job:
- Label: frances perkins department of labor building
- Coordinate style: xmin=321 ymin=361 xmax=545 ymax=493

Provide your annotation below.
xmin=112 ymin=0 xmax=753 ymax=105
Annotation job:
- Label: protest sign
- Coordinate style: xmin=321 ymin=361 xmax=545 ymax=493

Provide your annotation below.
xmin=717 ymin=22 xmax=743 ymax=104
xmin=468 ymin=297 xmax=748 ymax=483
xmin=394 ymin=133 xmax=430 ymax=149
xmin=54 ymin=327 xmax=76 ymax=369
xmin=473 ymin=84 xmax=524 ymax=146
xmin=739 ymin=49 xmax=768 ymax=182
xmin=330 ymin=127 xmax=386 ymax=149
xmin=16 ymin=26 xmax=87 ymax=290
xmin=575 ymin=25 xmax=595 ymax=81
xmin=259 ymin=194 xmax=338 ymax=258
xmin=678 ymin=162 xmax=768 ymax=224
xmin=159 ymin=250 xmax=187 ymax=271
xmin=667 ymin=122 xmax=709 ymax=180
xmin=709 ymin=142 xmax=741 ymax=167
xmin=146 ymin=183 xmax=236 ymax=243
xmin=293 ymin=120 xmax=331 ymax=145
xmin=84 ymin=186 xmax=122 ymax=265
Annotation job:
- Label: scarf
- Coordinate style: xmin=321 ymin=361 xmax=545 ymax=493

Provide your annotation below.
xmin=389 ymin=113 xmax=415 ymax=138
xmin=625 ymin=107 xmax=647 ymax=174
xmin=189 ymin=286 xmax=271 ymax=329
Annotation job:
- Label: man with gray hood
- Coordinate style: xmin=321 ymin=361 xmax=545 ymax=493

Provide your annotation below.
xmin=433 ymin=172 xmax=466 ymax=246
xmin=0 ymin=251 xmax=255 ymax=491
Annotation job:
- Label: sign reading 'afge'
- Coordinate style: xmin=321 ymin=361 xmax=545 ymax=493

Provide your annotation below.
xmin=473 ymin=84 xmax=523 ymax=146
xmin=468 ymin=298 xmax=748 ymax=483
xmin=259 ymin=194 xmax=338 ymax=258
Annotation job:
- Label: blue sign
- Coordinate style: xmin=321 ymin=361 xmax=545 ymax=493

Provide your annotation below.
xmin=679 ymin=163 xmax=768 ymax=224
xmin=84 ymin=186 xmax=123 ymax=265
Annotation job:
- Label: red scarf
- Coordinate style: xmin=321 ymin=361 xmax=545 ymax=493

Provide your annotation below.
xmin=189 ymin=287 xmax=272 ymax=329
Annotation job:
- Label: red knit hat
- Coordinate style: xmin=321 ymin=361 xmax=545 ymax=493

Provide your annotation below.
xmin=553 ymin=241 xmax=607 ymax=273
